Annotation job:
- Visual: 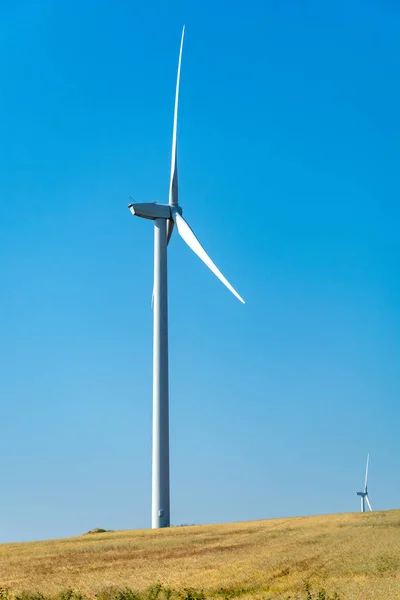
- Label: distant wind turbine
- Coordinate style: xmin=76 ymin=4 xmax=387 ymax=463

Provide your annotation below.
xmin=128 ymin=27 xmax=245 ymax=529
xmin=356 ymin=454 xmax=372 ymax=512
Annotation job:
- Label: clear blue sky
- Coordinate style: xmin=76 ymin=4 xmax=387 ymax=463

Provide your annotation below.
xmin=0 ymin=0 xmax=399 ymax=543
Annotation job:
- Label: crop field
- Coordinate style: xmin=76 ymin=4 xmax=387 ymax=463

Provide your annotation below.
xmin=0 ymin=510 xmax=399 ymax=599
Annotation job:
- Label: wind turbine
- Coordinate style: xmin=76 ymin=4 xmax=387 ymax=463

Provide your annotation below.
xmin=128 ymin=27 xmax=245 ymax=529
xmin=356 ymin=454 xmax=372 ymax=513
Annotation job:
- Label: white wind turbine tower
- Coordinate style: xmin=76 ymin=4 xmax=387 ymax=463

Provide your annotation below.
xmin=356 ymin=454 xmax=372 ymax=513
xmin=128 ymin=27 xmax=245 ymax=529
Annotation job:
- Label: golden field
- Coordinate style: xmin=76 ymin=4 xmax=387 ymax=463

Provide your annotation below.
xmin=0 ymin=510 xmax=399 ymax=599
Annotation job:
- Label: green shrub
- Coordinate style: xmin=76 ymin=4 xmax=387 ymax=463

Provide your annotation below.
xmin=179 ymin=590 xmax=205 ymax=600
xmin=304 ymin=584 xmax=341 ymax=600
xmin=84 ymin=528 xmax=113 ymax=535
xmin=112 ymin=590 xmax=142 ymax=600
xmin=15 ymin=594 xmax=47 ymax=600
xmin=58 ymin=591 xmax=83 ymax=600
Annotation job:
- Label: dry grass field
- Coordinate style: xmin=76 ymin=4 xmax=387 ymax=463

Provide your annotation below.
xmin=0 ymin=510 xmax=399 ymax=599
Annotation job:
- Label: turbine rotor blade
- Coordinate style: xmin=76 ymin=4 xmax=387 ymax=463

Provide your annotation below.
xmin=167 ymin=26 xmax=185 ymax=245
xmin=169 ymin=26 xmax=185 ymax=208
xmin=366 ymin=496 xmax=372 ymax=511
xmin=364 ymin=453 xmax=369 ymax=493
xmin=166 ymin=221 xmax=174 ymax=245
xmin=174 ymin=212 xmax=245 ymax=304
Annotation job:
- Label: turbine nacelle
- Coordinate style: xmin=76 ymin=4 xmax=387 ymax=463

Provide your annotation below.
xmin=128 ymin=202 xmax=182 ymax=221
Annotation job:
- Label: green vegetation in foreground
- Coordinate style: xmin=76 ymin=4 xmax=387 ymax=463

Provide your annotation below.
xmin=0 ymin=584 xmax=342 ymax=600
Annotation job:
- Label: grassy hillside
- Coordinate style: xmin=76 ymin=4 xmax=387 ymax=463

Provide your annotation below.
xmin=0 ymin=510 xmax=399 ymax=599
